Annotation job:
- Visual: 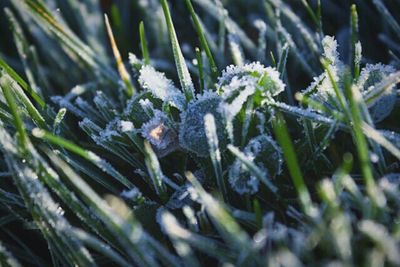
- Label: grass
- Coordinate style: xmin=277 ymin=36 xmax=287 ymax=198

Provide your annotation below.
xmin=0 ymin=0 xmax=399 ymax=266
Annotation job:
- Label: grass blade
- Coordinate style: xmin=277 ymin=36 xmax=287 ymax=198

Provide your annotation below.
xmin=272 ymin=112 xmax=314 ymax=216
xmin=161 ymin=0 xmax=195 ymax=100
xmin=185 ymin=0 xmax=218 ymax=78
xmin=139 ymin=21 xmax=150 ymax=66
xmin=104 ymin=14 xmax=135 ymax=97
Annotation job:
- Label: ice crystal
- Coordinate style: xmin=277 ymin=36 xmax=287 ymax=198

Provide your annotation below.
xmin=303 ymin=37 xmax=397 ymax=123
xmin=139 ymin=65 xmax=186 ymax=111
xmin=179 ymin=92 xmax=227 ymax=157
xmin=228 ymin=34 xmax=244 ymax=66
xmin=355 ymin=41 xmax=362 ymax=67
xmin=218 ymin=62 xmax=285 ymax=97
xmin=229 ymin=160 xmax=262 ymax=195
xmin=229 ymin=135 xmax=282 ymax=194
xmin=119 ymin=120 xmax=134 ymax=132
xmin=357 ymin=63 xmax=397 ymax=122
xmin=218 ymin=62 xmax=285 ymax=122
xmin=322 ymin=36 xmax=339 ymax=65
xmin=123 ymin=92 xmax=154 ymax=125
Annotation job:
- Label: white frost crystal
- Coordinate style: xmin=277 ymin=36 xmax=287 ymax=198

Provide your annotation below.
xmin=179 ymin=92 xmax=227 ymax=157
xmin=357 ymin=63 xmax=397 ymax=122
xmin=218 ymin=62 xmax=285 ymax=122
xmin=355 ymin=41 xmax=362 ymax=67
xmin=322 ymin=36 xmax=339 ymax=65
xmin=139 ymin=65 xmax=186 ymax=111
xmin=303 ymin=36 xmax=397 ymax=123
xmin=119 ymin=120 xmax=134 ymax=132
xmin=218 ymin=62 xmax=285 ymax=97
xmin=229 ymin=135 xmax=283 ymax=195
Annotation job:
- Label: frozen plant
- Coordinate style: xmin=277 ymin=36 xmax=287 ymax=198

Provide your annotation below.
xmin=139 ymin=65 xmax=186 ymax=111
xmin=303 ymin=36 xmax=398 ymax=123
xmin=179 ymin=91 xmax=227 ymax=157
xmin=141 ymin=110 xmax=178 ymax=156
xmin=229 ymin=135 xmax=283 ymax=194
xmin=357 ymin=63 xmax=398 ymax=122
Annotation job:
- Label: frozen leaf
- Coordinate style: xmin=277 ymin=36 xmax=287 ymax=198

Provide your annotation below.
xmin=228 ymin=135 xmax=282 ymax=194
xmin=357 ymin=63 xmax=398 ymax=122
xmin=139 ymin=65 xmax=186 ymax=111
xmin=322 ymin=36 xmax=339 ymax=65
xmin=244 ymin=135 xmax=283 ymax=178
xmin=218 ymin=62 xmax=285 ymax=97
xmin=218 ymin=62 xmax=285 ymax=123
xmin=123 ymin=91 xmax=154 ymax=126
xmin=228 ymin=159 xmax=261 ymax=195
xmin=179 ymin=92 xmax=227 ymax=157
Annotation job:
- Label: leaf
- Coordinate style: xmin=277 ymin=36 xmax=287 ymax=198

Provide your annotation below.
xmin=161 ymin=0 xmax=195 ymax=101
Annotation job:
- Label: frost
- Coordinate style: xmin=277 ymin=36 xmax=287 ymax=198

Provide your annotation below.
xmin=123 ymin=92 xmax=153 ymax=125
xmin=179 ymin=92 xmax=227 ymax=157
xmin=255 ymin=111 xmax=266 ymax=134
xmin=166 ymin=184 xmax=194 ymax=209
xmin=228 ymin=34 xmax=244 ymax=66
xmin=138 ymin=99 xmax=155 ymax=117
xmin=143 ymin=142 xmax=167 ymax=196
xmin=204 ymin=113 xmax=227 ymax=195
xmin=51 ymin=96 xmax=87 ymax=118
xmin=303 ymin=39 xmax=397 ymax=123
xmin=379 ymin=173 xmax=399 ymax=195
xmin=218 ymin=62 xmax=285 ymax=97
xmin=129 ymin=52 xmax=143 ymax=70
xmin=141 ymin=111 xmax=178 ymax=156
xmin=254 ymin=19 xmax=267 ymax=32
xmin=121 ymin=187 xmax=143 ymax=201
xmin=204 ymin=113 xmax=221 ymax=162
xmin=218 ymin=62 xmax=285 ymax=123
xmin=355 ymin=41 xmax=362 ymax=67
xmin=139 ymin=65 xmax=186 ymax=111
xmin=99 ymin=118 xmax=121 ymax=141
xmin=219 ymin=76 xmax=257 ymax=121
xmin=357 ymin=63 xmax=397 ymax=122
xmin=228 ymin=160 xmax=261 ymax=194
xmin=245 ymin=135 xmax=283 ymax=178
xmin=380 ymin=130 xmax=400 ymax=148
xmin=119 ymin=120 xmax=134 ymax=132
xmin=228 ymin=135 xmax=282 ymax=194
xmin=322 ymin=36 xmax=339 ymax=65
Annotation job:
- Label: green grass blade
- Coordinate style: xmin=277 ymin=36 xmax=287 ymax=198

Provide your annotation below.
xmin=0 ymin=77 xmax=28 ymax=149
xmin=272 ymin=112 xmax=314 ymax=216
xmin=32 ymin=128 xmax=136 ymax=189
xmin=139 ymin=21 xmax=150 ymax=66
xmin=185 ymin=0 xmax=218 ymax=78
xmin=186 ymin=172 xmax=252 ymax=251
xmin=350 ymin=5 xmax=360 ymax=80
xmin=143 ymin=141 xmax=168 ymax=200
xmin=0 ymin=57 xmax=45 ymax=107
xmin=195 ymin=48 xmax=205 ymax=93
xmin=161 ymin=0 xmax=195 ymax=100
xmin=204 ymin=114 xmax=228 ymax=200
xmin=0 ymin=75 xmax=46 ymax=129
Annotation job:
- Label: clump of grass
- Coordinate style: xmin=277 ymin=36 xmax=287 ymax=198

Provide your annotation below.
xmin=0 ymin=0 xmax=399 ymax=266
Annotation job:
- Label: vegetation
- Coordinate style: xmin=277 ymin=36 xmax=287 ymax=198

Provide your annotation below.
xmin=0 ymin=0 xmax=399 ymax=266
